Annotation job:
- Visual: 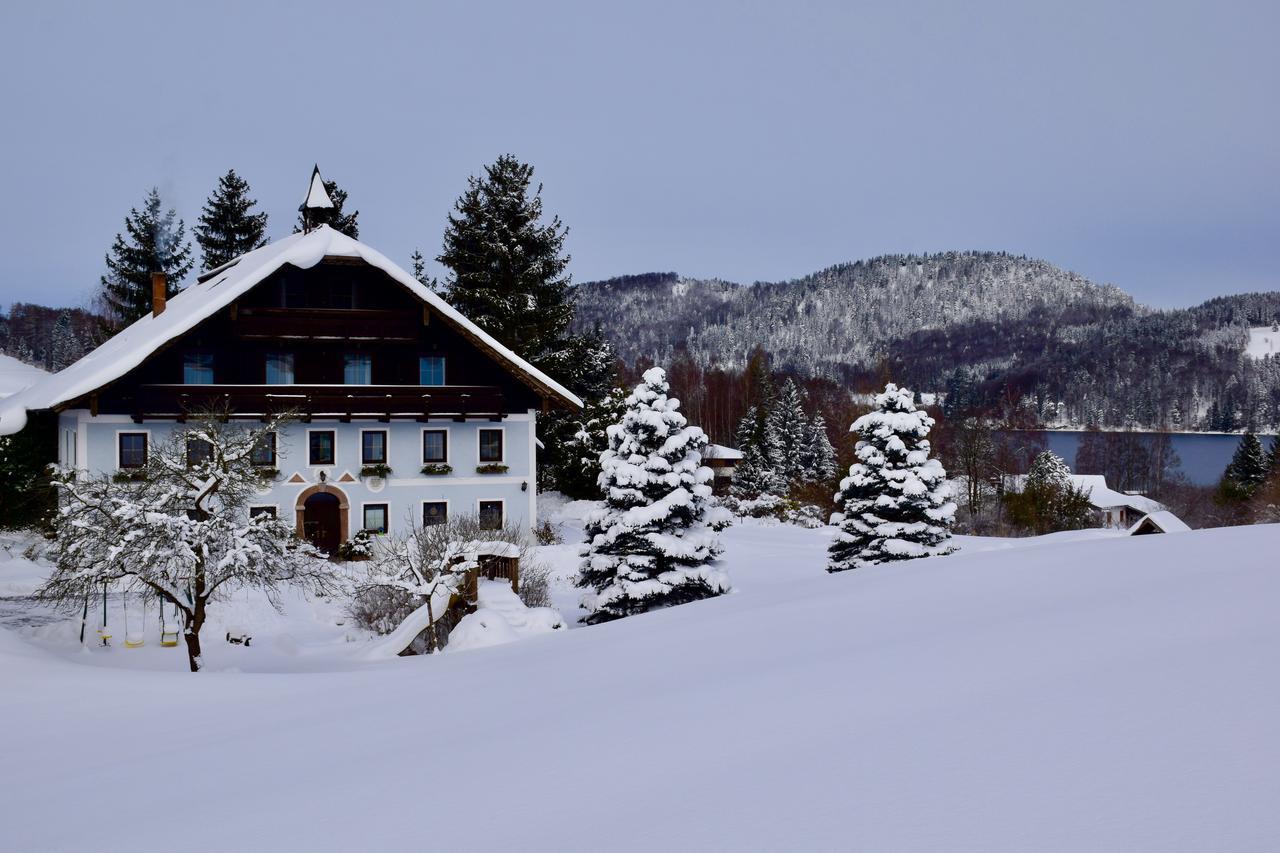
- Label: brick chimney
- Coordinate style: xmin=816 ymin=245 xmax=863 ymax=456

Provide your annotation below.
xmin=151 ymin=272 xmax=167 ymax=316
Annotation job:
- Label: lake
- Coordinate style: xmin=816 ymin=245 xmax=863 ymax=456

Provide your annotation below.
xmin=1038 ymin=431 xmax=1278 ymax=487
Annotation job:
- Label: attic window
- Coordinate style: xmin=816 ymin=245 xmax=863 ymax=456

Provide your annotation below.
xmin=183 ymin=352 xmax=214 ymax=385
xmin=419 ymin=355 xmax=446 ymax=386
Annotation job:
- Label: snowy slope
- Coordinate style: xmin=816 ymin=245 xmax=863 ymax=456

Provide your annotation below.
xmin=1246 ymin=325 xmax=1279 ymax=359
xmin=2 ymin=521 xmax=1279 ymax=851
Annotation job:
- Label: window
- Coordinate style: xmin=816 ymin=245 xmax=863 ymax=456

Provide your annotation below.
xmin=183 ymin=351 xmax=214 ymax=384
xmin=118 ymin=433 xmax=147 ymax=469
xmin=363 ymin=504 xmax=389 ymax=535
xmin=422 ymin=501 xmax=448 ymax=526
xmin=265 ymin=352 xmax=295 ymax=384
xmin=249 ymin=506 xmax=277 ymax=519
xmin=479 ymin=428 xmax=504 ymax=463
xmin=308 ymin=430 xmax=335 ymax=466
xmin=419 ymin=355 xmax=446 ymax=386
xmin=251 ymin=433 xmax=276 ymax=467
xmin=186 ymin=437 xmax=213 ymax=467
xmin=362 ymin=430 xmax=387 ymax=465
xmin=478 ymin=500 xmax=503 ymax=530
xmin=422 ymin=429 xmax=448 ymax=464
xmin=344 ymin=353 xmax=372 ymax=385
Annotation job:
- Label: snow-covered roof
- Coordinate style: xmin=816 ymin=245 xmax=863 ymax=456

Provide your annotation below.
xmin=0 ymin=354 xmax=48 ymax=400
xmin=1006 ymin=472 xmax=1165 ymax=515
xmin=1071 ymin=475 xmax=1165 ymax=514
xmin=1128 ymin=511 xmax=1191 ymax=535
xmin=704 ymin=443 xmax=743 ymax=461
xmin=0 ymin=225 xmax=581 ymax=435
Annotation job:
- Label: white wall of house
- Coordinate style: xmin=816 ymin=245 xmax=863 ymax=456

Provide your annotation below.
xmin=59 ymin=409 xmax=540 ymax=536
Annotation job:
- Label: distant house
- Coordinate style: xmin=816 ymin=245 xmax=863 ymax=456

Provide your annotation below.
xmin=703 ymin=444 xmax=742 ymax=493
xmin=1128 ymin=511 xmax=1191 ymax=536
xmin=1005 ymin=471 xmax=1165 ymax=529
xmin=0 ymin=170 xmax=581 ymax=555
xmin=1070 ymin=474 xmax=1165 ymax=529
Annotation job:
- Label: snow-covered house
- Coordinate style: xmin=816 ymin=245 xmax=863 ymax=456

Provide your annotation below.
xmin=1070 ymin=475 xmax=1165 ymax=529
xmin=0 ymin=183 xmax=580 ymax=556
xmin=702 ymin=443 xmax=742 ymax=492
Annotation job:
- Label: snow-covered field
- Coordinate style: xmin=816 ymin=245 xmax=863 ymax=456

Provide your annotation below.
xmin=1246 ymin=325 xmax=1279 ymax=359
xmin=2 ymin=507 xmax=1278 ymax=852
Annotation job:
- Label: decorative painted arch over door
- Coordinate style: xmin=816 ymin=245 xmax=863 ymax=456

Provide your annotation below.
xmin=295 ymin=484 xmax=349 ymax=556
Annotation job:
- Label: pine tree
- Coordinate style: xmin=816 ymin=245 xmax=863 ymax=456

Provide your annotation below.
xmin=294 ymin=177 xmax=359 ymax=237
xmin=436 ymin=155 xmax=574 ymax=375
xmin=731 ymin=406 xmax=784 ymax=497
xmin=578 ymin=368 xmax=729 ymax=623
xmin=99 ymin=188 xmax=194 ymax=327
xmin=1266 ymin=436 xmax=1280 ymax=479
xmin=565 ymin=385 xmax=629 ymax=498
xmin=1220 ymin=432 xmax=1269 ymax=501
xmin=1005 ymin=450 xmax=1094 ymax=534
xmin=800 ymin=412 xmax=837 ymax=484
xmin=194 ymin=169 xmax=269 ymax=271
xmin=409 ymin=248 xmax=440 ymax=292
xmin=48 ymin=311 xmax=82 ymax=371
xmin=767 ymin=379 xmax=808 ymax=486
xmin=828 ymin=383 xmax=956 ymax=572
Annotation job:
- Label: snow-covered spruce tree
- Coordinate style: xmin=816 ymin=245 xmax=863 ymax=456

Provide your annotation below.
xmin=99 ymin=188 xmax=193 ymax=328
xmin=828 ymin=384 xmax=956 ymax=572
xmin=578 ymin=368 xmax=729 ymax=623
xmin=435 ymin=155 xmax=617 ymax=492
xmin=1004 ymin=450 xmax=1094 ymax=534
xmin=39 ymin=414 xmax=339 ymax=672
xmin=767 ymin=379 xmax=808 ymax=486
xmin=194 ymin=169 xmax=269 ymax=271
xmin=800 ymin=412 xmax=838 ymax=485
xmin=293 ymin=176 xmax=359 ymax=237
xmin=1220 ymin=432 xmax=1269 ymax=502
xmin=731 ymin=405 xmax=785 ymax=498
xmin=564 ymin=384 xmax=629 ymax=498
xmin=48 ymin=310 xmax=82 ymax=371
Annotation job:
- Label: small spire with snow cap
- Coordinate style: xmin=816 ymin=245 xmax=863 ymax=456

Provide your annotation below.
xmin=299 ymin=164 xmax=334 ymax=232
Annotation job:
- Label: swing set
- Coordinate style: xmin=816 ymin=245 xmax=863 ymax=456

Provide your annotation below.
xmin=81 ymin=582 xmax=182 ymax=649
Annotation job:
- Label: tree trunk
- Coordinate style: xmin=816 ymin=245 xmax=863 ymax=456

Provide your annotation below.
xmin=183 ymin=625 xmax=203 ymax=673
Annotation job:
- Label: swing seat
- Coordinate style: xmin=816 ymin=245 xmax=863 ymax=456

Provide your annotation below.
xmin=159 ymin=631 xmax=179 ymax=648
xmin=124 ymin=636 xmax=145 ymax=649
xmin=96 ymin=626 xmax=111 ymax=645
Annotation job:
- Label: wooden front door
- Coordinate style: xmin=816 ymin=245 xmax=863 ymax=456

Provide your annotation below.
xmin=303 ymin=492 xmax=342 ymax=556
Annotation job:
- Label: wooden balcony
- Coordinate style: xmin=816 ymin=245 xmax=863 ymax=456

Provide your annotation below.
xmin=232 ymin=307 xmax=422 ymax=341
xmin=126 ymin=384 xmax=506 ymax=422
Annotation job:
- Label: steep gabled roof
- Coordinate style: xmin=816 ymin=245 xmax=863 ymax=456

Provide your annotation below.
xmin=0 ymin=225 xmax=581 ymax=434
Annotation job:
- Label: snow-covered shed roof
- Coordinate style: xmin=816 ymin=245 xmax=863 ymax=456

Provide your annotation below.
xmin=1128 ymin=511 xmax=1191 ymax=535
xmin=704 ymin=444 xmax=743 ymax=461
xmin=0 ymin=225 xmax=581 ymax=435
xmin=1006 ymin=472 xmax=1165 ymax=515
xmin=0 ymin=354 xmax=48 ymax=400
xmin=1070 ymin=475 xmax=1164 ymax=515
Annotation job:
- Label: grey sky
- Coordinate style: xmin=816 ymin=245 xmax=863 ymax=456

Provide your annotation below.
xmin=1 ymin=0 xmax=1275 ymax=310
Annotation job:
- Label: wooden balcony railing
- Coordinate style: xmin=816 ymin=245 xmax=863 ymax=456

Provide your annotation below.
xmin=233 ymin=307 xmax=421 ymax=341
xmin=127 ymin=384 xmax=506 ymax=422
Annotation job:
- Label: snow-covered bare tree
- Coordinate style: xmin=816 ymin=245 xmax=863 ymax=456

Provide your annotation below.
xmin=39 ymin=414 xmax=339 ymax=672
xmin=578 ymin=367 xmax=729 ymax=623
xmin=828 ymin=383 xmax=956 ymax=572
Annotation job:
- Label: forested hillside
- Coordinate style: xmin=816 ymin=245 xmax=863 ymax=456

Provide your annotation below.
xmin=575 ymin=253 xmax=1280 ymax=432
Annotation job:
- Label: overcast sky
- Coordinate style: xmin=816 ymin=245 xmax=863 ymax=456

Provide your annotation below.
xmin=0 ymin=0 xmax=1275 ymax=310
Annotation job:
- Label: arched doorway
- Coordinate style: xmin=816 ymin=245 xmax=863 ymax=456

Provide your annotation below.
xmin=295 ymin=485 xmax=349 ymax=557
